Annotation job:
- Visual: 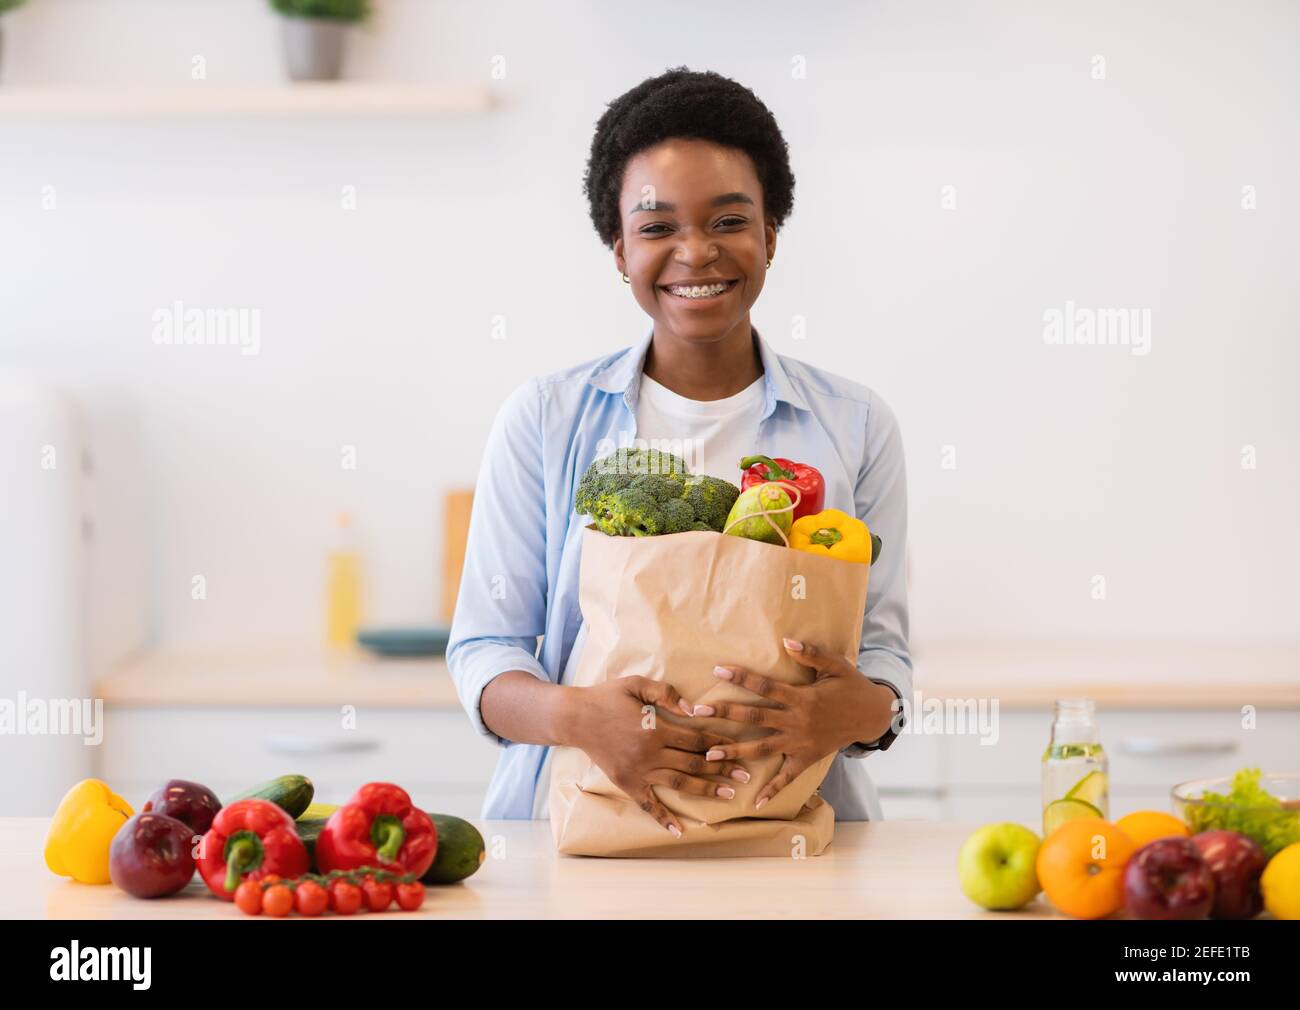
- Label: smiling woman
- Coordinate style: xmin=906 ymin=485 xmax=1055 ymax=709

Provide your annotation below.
xmin=585 ymin=69 xmax=795 ymax=395
xmin=446 ymin=67 xmax=912 ymax=836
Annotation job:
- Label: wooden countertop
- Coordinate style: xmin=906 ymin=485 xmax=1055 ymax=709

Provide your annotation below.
xmin=94 ymin=640 xmax=1300 ymax=709
xmin=97 ymin=644 xmax=459 ymax=708
xmin=3 ymin=817 xmax=1061 ymax=920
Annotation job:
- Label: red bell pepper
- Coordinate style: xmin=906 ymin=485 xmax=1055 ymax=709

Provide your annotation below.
xmin=315 ymin=783 xmax=438 ymax=879
xmin=197 ymin=798 xmax=309 ymax=900
xmin=739 ymin=454 xmax=826 ymax=521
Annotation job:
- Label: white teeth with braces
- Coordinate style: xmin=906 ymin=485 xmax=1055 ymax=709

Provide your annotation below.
xmin=667 ymin=282 xmax=730 ymax=299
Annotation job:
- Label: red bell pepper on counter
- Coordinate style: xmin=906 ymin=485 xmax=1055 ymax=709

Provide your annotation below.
xmin=316 ymin=783 xmax=438 ymax=879
xmin=739 ymin=454 xmax=826 ymax=521
xmin=197 ymin=799 xmax=309 ymax=900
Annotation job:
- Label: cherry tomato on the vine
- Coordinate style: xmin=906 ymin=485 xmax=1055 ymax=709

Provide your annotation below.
xmin=362 ymin=877 xmax=395 ymax=912
xmin=329 ymin=879 xmax=363 ymax=915
xmin=295 ymin=880 xmax=328 ymax=917
xmin=234 ymin=880 xmax=263 ymax=915
xmin=262 ymin=884 xmax=293 ymax=917
xmin=396 ymin=881 xmax=426 ymax=911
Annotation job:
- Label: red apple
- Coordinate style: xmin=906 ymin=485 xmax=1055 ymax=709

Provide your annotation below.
xmin=143 ymin=779 xmax=221 ymax=834
xmin=1191 ymin=830 xmax=1267 ymax=919
xmin=109 ymin=813 xmax=196 ymax=898
xmin=1123 ymin=837 xmax=1215 ymax=920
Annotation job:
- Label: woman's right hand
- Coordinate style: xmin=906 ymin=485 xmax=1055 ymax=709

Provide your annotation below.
xmin=565 ymin=676 xmax=752 ymax=837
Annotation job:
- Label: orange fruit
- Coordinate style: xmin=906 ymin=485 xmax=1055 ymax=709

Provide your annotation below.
xmin=1036 ymin=817 xmax=1136 ymax=919
xmin=1116 ymin=810 xmax=1190 ymax=849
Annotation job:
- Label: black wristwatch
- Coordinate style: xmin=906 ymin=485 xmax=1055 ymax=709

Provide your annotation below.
xmin=841 ymin=679 xmax=904 ymax=757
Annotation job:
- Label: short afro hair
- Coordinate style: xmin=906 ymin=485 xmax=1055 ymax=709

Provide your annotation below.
xmin=583 ymin=67 xmax=796 ymax=249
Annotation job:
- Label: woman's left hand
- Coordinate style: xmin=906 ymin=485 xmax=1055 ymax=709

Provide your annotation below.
xmin=695 ymin=637 xmax=898 ymax=810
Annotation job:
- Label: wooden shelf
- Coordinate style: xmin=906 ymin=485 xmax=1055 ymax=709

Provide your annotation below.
xmin=0 ymin=82 xmax=496 ymax=121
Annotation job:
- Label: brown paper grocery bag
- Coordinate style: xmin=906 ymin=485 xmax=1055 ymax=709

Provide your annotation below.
xmin=550 ymin=524 xmax=870 ymax=857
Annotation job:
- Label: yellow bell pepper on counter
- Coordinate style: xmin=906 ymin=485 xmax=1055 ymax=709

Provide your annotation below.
xmin=44 ymin=779 xmax=134 ymax=884
xmin=788 ymin=508 xmax=877 ymax=565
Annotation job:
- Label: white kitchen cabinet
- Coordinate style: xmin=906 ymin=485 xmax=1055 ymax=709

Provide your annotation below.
xmin=946 ymin=789 xmax=1041 ymax=828
xmin=98 ymin=706 xmax=501 ymax=816
xmin=96 ymin=699 xmax=1299 ymax=826
xmin=1105 ymin=710 xmax=1296 ymax=786
xmin=866 ymin=707 xmax=1300 ymax=822
xmin=875 ymin=792 xmax=946 ymax=821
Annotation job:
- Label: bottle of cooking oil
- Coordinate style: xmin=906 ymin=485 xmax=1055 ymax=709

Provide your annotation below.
xmin=1041 ymin=699 xmax=1108 ymax=837
xmin=325 ymin=511 xmax=362 ymax=649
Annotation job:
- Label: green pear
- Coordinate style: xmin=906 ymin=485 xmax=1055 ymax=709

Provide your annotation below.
xmin=723 ymin=482 xmax=794 ymax=544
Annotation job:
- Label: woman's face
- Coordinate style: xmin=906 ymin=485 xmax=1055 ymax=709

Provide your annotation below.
xmin=613 ymin=138 xmax=777 ymax=346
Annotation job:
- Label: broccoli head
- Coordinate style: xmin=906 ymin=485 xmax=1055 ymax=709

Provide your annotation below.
xmin=603 ymin=487 xmax=657 ymax=536
xmin=658 ymin=497 xmax=695 ymax=534
xmin=628 ymin=471 xmax=689 ymax=503
xmin=575 ymin=449 xmax=739 ymax=537
xmin=682 ymin=474 xmax=742 ymax=532
xmin=594 ymin=487 xmax=693 ymax=537
xmin=574 ymin=447 xmax=688 ymax=518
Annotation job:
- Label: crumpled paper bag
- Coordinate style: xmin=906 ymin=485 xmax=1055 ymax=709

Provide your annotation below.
xmin=549 ymin=524 xmax=871 ymax=857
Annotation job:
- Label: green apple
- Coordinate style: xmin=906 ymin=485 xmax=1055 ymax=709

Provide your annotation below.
xmin=958 ymin=823 xmax=1042 ymax=910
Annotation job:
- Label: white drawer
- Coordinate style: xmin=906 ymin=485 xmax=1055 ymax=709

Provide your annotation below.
xmin=98 ymin=706 xmax=500 ymax=805
xmin=946 ymin=711 xmax=1043 ymax=787
xmin=878 ymin=795 xmax=945 ymax=820
xmin=1105 ymin=709 xmax=1300 ymax=787
xmin=1110 ymin=786 xmax=1184 ymax=818
xmin=946 ymin=708 xmax=1300 ymax=790
xmin=947 ymin=788 xmax=1040 ymax=829
xmin=860 ymin=730 xmax=943 ymax=789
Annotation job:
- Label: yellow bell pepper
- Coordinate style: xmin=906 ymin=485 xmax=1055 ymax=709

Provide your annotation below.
xmin=44 ymin=779 xmax=134 ymax=885
xmin=789 ymin=508 xmax=874 ymax=564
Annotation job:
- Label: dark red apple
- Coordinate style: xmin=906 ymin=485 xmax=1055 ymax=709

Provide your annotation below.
xmin=143 ymin=779 xmax=221 ymax=834
xmin=109 ymin=813 xmax=197 ymax=898
xmin=1123 ymin=837 xmax=1215 ymax=920
xmin=1191 ymin=830 xmax=1266 ymax=919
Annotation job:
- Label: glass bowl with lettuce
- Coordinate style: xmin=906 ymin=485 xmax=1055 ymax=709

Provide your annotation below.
xmin=1173 ymin=769 xmax=1300 ymax=857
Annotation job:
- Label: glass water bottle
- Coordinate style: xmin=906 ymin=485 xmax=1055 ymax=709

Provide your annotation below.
xmin=1041 ymin=699 xmax=1108 ymax=836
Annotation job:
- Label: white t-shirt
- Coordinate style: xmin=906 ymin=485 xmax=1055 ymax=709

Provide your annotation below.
xmin=531 ymin=369 xmax=766 ymax=818
xmin=634 ymin=370 xmax=767 ymax=483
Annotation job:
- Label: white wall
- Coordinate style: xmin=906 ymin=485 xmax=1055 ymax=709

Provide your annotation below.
xmin=2 ymin=0 xmax=1297 ymax=658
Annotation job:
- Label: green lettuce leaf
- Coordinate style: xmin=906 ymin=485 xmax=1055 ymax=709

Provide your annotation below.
xmin=1184 ymin=767 xmax=1300 ymax=858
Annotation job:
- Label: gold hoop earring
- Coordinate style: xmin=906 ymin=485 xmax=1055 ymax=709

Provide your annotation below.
xmin=766 ymin=259 xmax=772 ymax=269
xmin=621 ymin=273 xmax=630 ymax=283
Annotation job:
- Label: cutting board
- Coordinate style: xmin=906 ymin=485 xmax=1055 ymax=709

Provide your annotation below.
xmin=440 ymin=489 xmax=475 ymax=624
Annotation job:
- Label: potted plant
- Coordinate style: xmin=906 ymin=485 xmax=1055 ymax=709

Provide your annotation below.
xmin=0 ymin=0 xmax=26 ymax=83
xmin=270 ymin=0 xmax=371 ymax=82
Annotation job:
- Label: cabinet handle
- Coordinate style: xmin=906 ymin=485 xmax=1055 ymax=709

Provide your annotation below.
xmin=876 ymin=786 xmax=945 ymax=799
xmin=1118 ymin=738 xmax=1238 ymax=758
xmin=263 ymin=735 xmax=381 ymax=755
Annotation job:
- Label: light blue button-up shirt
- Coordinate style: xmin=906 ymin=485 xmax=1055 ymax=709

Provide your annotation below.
xmin=447 ymin=323 xmax=912 ymax=821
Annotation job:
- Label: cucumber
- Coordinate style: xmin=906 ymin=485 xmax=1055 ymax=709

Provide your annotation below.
xmin=226 ymin=774 xmax=315 ymax=819
xmin=294 ymin=816 xmax=330 ymax=871
xmin=294 ymin=804 xmax=339 ymax=872
xmin=422 ymin=813 xmax=487 ymax=885
xmin=292 ymin=801 xmax=484 ymax=883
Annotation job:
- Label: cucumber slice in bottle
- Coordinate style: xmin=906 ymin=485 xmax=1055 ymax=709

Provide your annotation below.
xmin=1064 ymin=770 xmax=1107 ymax=807
xmin=1043 ymin=797 xmax=1103 ymax=835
